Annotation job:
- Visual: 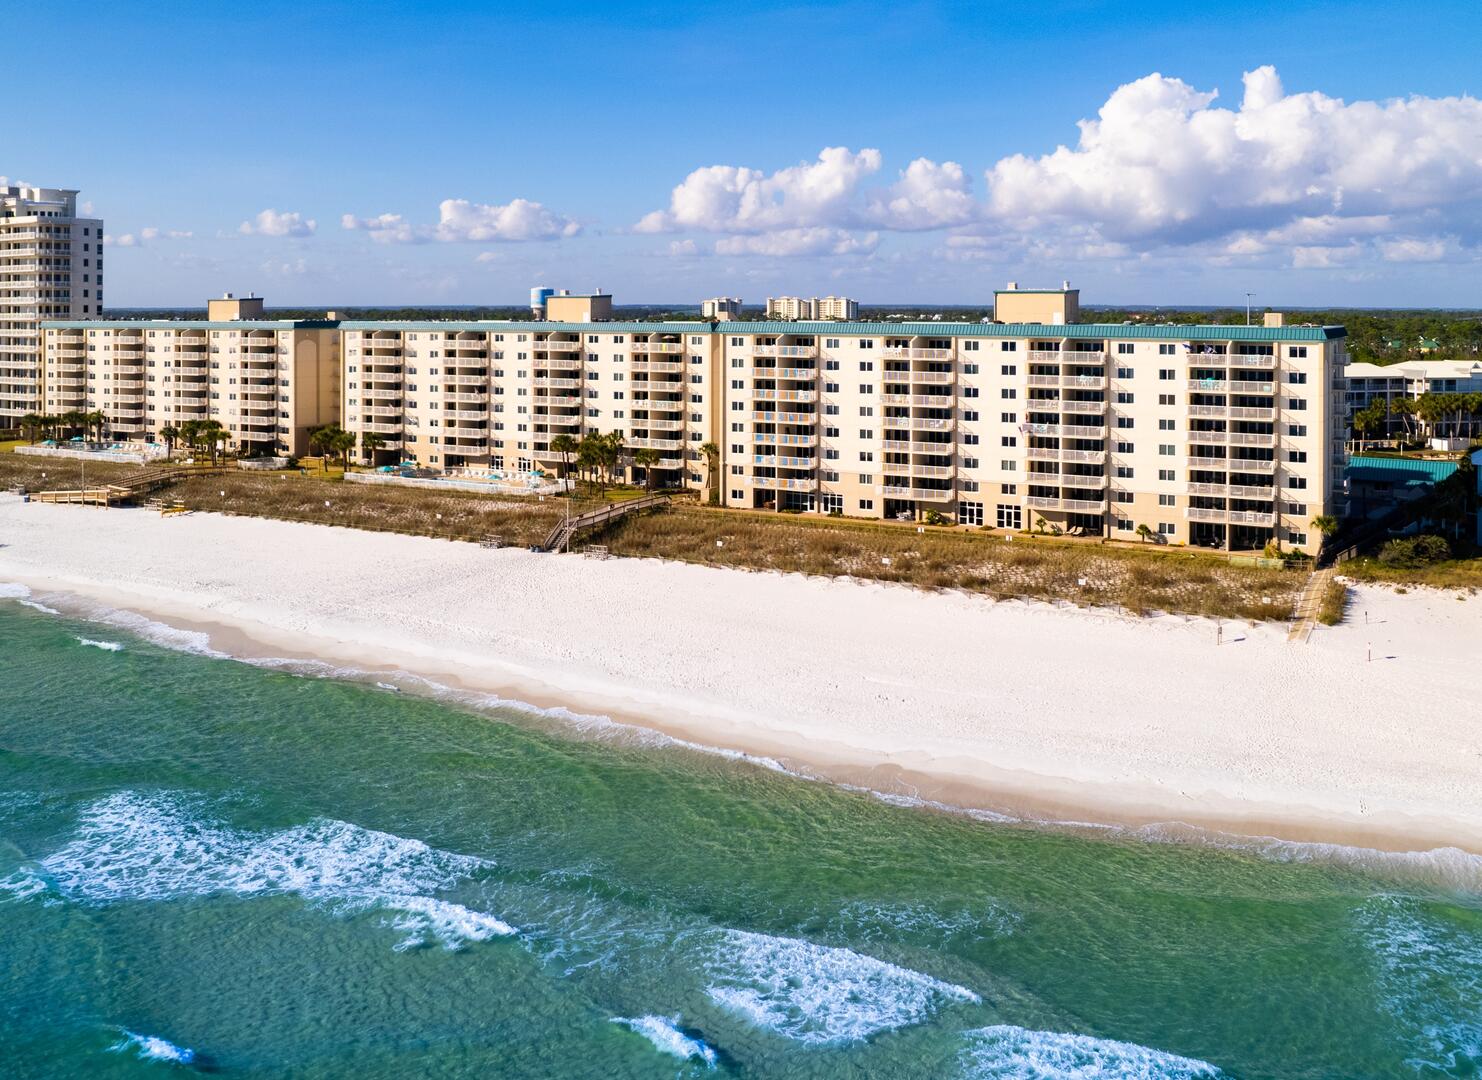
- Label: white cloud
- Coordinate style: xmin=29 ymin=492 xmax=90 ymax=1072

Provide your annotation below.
xmin=980 ymin=65 xmax=1482 ymax=262
xmin=714 ymin=228 xmax=879 ymax=257
xmin=103 ymin=227 xmax=193 ymax=247
xmin=239 ymin=209 xmax=316 ymax=237
xmin=667 ymin=238 xmax=699 ymax=257
xmin=1377 ymin=236 xmax=1459 ymax=262
xmin=260 ymin=257 xmax=310 ymax=276
xmin=342 ymin=198 xmax=579 ymax=243
xmin=636 ymin=148 xmax=882 ymax=235
xmin=862 ymin=158 xmax=977 ymax=230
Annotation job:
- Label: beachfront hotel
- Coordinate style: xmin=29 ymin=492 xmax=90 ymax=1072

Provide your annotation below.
xmin=42 ymin=294 xmax=341 ymax=457
xmin=39 ymin=283 xmax=1347 ymax=553
xmin=1 ymin=186 xmax=103 ymax=427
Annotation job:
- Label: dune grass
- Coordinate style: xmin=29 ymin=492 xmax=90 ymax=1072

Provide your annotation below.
xmin=599 ymin=506 xmax=1302 ymax=621
xmin=1316 ymin=577 xmax=1350 ymax=625
xmin=1338 ymin=556 xmax=1482 ymax=592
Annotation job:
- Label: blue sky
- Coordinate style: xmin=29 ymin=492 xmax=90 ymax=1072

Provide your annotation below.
xmin=8 ymin=0 xmax=1482 ymax=307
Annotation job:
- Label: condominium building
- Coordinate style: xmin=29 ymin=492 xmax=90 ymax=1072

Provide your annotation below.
xmin=42 ymin=295 xmax=340 ymax=456
xmin=765 ymin=295 xmax=860 ymax=321
xmin=1 ymin=186 xmax=103 ymax=425
xmin=338 ymin=319 xmax=722 ymax=485
xmin=41 ymin=286 xmax=1348 ymax=553
xmin=701 ymin=297 xmax=744 ymax=321
xmin=1345 ymin=359 xmax=1482 ymax=411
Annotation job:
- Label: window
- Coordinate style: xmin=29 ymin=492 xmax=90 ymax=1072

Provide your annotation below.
xmin=1002 ymin=484 xmax=1016 ymax=495
xmin=1289 ymin=346 xmax=1308 ymax=359
xmin=859 ymin=451 xmax=874 ymax=462
xmin=858 ymin=429 xmax=873 ymax=439
xmin=962 ymin=410 xmax=979 ymax=421
xmin=1116 ymin=417 xmax=1135 ymax=429
xmin=1158 ymin=418 xmax=1176 ymax=431
xmin=1000 ymin=342 xmax=1017 ymax=352
xmin=1001 ymin=388 xmax=1016 ymax=399
xmin=1000 ymin=459 xmax=1017 ymax=471
xmin=1287 ymin=371 xmax=1308 ymax=384
xmin=1000 ymin=364 xmax=1017 ymax=375
xmin=1000 ymin=412 xmax=1016 ymax=423
xmin=1159 ymin=393 xmax=1175 ymax=405
xmin=1159 ymin=344 xmax=1177 ymax=355
xmin=1116 ymin=465 xmax=1134 ymax=478
xmin=860 ymin=361 xmax=874 ymax=372
xmin=963 ymin=341 xmax=980 ymax=352
xmin=1117 ymin=343 xmax=1134 ymax=355
xmin=1158 ymin=493 xmax=1175 ymax=506
xmin=1288 ymin=450 xmax=1308 ymax=463
xmin=1116 ymin=518 xmax=1134 ymax=531
xmin=1000 ymin=435 xmax=1017 ymax=447
xmin=1159 ymin=444 xmax=1175 ymax=456
xmin=859 ymin=499 xmax=874 ymax=510
xmin=963 ymin=456 xmax=979 ymax=469
xmin=825 ymin=382 xmax=840 ymax=393
xmin=825 ymin=359 xmax=840 ymax=370
xmin=1288 ymin=397 xmax=1307 ymax=410
xmin=1115 ymin=441 xmax=1135 ymax=454
xmin=962 ymin=433 xmax=980 ymax=445
xmin=1288 ymin=476 xmax=1308 ymax=489
xmin=1158 ymin=522 xmax=1175 ymax=535
xmin=996 ymin=504 xmax=1022 ymax=529
xmin=963 ymin=386 xmax=979 ymax=397
xmin=1116 ymin=391 xmax=1134 ymax=404
xmin=1288 ymin=424 xmax=1307 ymax=437
xmin=859 ymin=406 xmax=874 ymax=416
xmin=1113 ymin=490 xmax=1135 ymax=504
xmin=859 ymin=340 xmax=875 ymax=349
xmin=959 ymin=501 xmax=984 ymax=526
xmin=1116 ymin=367 xmax=1134 ymax=379
xmin=1159 ymin=369 xmax=1175 ymax=380
xmin=1158 ymin=468 xmax=1176 ymax=481
xmin=858 ymin=383 xmax=873 ymax=394
xmin=825 ymin=338 xmax=840 ymax=349
xmin=1289 ymin=530 xmax=1308 ymax=546
xmin=822 ymin=493 xmax=843 ymax=513
xmin=963 ymin=363 xmax=979 ymax=374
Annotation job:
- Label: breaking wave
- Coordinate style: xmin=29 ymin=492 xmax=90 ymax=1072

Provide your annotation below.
xmin=612 ymin=1015 xmax=717 ymax=1066
xmin=76 ymin=637 xmax=123 ymax=651
xmin=703 ymin=928 xmax=979 ymax=1044
xmin=32 ymin=791 xmax=514 ymax=952
xmin=108 ymin=1028 xmax=197 ymax=1065
xmin=959 ymin=1025 xmax=1224 ymax=1078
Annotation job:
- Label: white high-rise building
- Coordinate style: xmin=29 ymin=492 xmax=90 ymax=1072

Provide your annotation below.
xmin=0 ymin=186 xmax=103 ymax=425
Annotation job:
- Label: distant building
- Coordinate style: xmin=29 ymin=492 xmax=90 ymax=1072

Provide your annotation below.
xmin=765 ymin=296 xmax=859 ymax=321
xmin=542 ymin=289 xmax=612 ymax=322
xmin=1 ymin=185 xmax=103 ymax=426
xmin=701 ymin=297 xmax=744 ymax=321
xmin=994 ymin=281 xmax=1079 ymax=325
xmin=206 ymin=292 xmax=265 ymax=321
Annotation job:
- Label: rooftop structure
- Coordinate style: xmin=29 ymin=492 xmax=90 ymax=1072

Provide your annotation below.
xmin=994 ymin=281 xmax=1079 ymax=325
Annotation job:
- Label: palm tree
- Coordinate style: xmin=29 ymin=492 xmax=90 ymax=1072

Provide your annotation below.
xmin=59 ymin=410 xmax=85 ymax=440
xmin=332 ymin=428 xmax=357 ymax=468
xmin=360 ymin=431 xmax=385 ymax=464
xmin=1135 ymin=524 xmax=1154 ymax=544
xmin=160 ymin=425 xmax=180 ymax=458
xmin=698 ymin=441 xmax=720 ymax=503
xmin=550 ymin=433 xmax=578 ymax=479
xmin=1312 ymin=514 xmax=1339 ymax=539
xmin=309 ymin=425 xmax=334 ymax=471
xmin=19 ymin=413 xmax=43 ymax=445
xmin=633 ymin=447 xmax=661 ymax=492
xmin=602 ymin=431 xmax=628 ymax=486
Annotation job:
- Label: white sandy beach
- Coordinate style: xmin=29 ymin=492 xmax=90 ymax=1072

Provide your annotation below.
xmin=1 ymin=494 xmax=1479 ymax=853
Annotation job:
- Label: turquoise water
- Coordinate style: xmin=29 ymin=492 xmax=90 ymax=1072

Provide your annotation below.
xmin=1 ymin=593 xmax=1479 ymax=1079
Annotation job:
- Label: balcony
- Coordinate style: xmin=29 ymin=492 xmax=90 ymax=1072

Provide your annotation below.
xmin=636 ymin=418 xmax=684 ymax=431
xmin=633 ymin=397 xmax=683 ymax=411
xmin=631 ymin=359 xmax=684 ymax=373
xmin=777 ymin=367 xmax=817 ymax=380
xmin=536 ymin=339 xmax=584 ymax=352
xmin=911 ymin=371 xmax=954 ymax=385
xmin=1229 ymin=510 xmax=1276 ymax=526
xmin=911 ymin=441 xmax=953 ymax=455
xmin=443 ymin=392 xmax=489 ymax=404
xmin=753 ymin=408 xmax=814 ymax=424
xmin=444 ymin=372 xmax=489 ymax=386
xmin=1230 ymin=406 xmax=1275 ymax=420
xmin=1186 ymin=507 xmax=1227 ymax=523
xmin=753 ymin=388 xmax=816 ymax=403
xmin=1230 ymin=355 xmax=1276 ymax=368
xmin=753 ymin=455 xmax=815 ymax=469
xmin=1060 ymin=400 xmax=1107 ymax=415
xmin=1027 ymin=374 xmax=1060 ymax=388
xmin=533 ymin=377 xmax=581 ymax=390
xmin=631 ymin=341 xmax=685 ymax=354
xmin=1232 ymin=381 xmax=1276 ymax=394
xmin=909 ymin=417 xmax=953 ymax=432
xmin=882 ymin=347 xmax=952 ymax=360
xmin=537 ymin=356 xmax=583 ymax=371
xmin=911 ymin=464 xmax=953 ymax=478
xmin=1229 ymin=458 xmax=1277 ymax=473
xmin=1188 ymin=378 xmax=1229 ymax=392
xmin=751 ymin=344 xmax=817 ymax=358
xmin=1062 ymin=374 xmax=1107 ymax=390
xmin=754 ymin=433 xmax=818 ymax=448
xmin=361 ymin=406 xmax=403 ymax=418
xmin=629 ymin=436 xmax=683 ymax=450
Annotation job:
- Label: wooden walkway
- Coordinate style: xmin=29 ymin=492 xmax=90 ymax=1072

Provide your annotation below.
xmin=33 ymin=465 xmax=225 ymax=507
xmin=541 ymin=493 xmax=670 ymax=553
xmin=1287 ymin=567 xmax=1336 ymax=644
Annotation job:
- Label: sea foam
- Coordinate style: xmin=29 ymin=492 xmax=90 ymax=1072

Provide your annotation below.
xmin=109 ymin=1028 xmax=197 ymax=1065
xmin=612 ymin=1015 xmax=718 ymax=1066
xmin=35 ymin=791 xmax=514 ymax=951
xmin=76 ymin=637 xmax=123 ymax=651
xmin=1357 ymin=894 xmax=1482 ymax=1074
xmin=960 ymin=1025 xmax=1224 ymax=1078
xmin=703 ymin=928 xmax=979 ymax=1044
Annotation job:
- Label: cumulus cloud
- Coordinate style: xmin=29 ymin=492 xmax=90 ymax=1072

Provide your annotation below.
xmin=239 ymin=209 xmax=316 ymax=237
xmin=343 ymin=198 xmax=580 ymax=244
xmin=103 ymin=227 xmax=193 ymax=247
xmin=980 ymin=65 xmax=1482 ymax=266
xmin=862 ymin=158 xmax=977 ymax=230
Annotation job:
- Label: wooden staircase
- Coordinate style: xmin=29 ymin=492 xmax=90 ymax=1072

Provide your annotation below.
xmin=33 ymin=465 xmax=226 ymax=507
xmin=540 ymin=493 xmax=670 ymax=553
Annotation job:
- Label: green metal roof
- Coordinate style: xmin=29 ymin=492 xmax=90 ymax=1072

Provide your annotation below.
xmin=1346 ymin=455 xmax=1459 ymax=485
xmin=41 ymin=317 xmax=1345 ymax=341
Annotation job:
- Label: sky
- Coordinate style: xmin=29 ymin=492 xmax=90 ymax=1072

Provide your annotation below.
xmin=6 ymin=0 xmax=1482 ymax=308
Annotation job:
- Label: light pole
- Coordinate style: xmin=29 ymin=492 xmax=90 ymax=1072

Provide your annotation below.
xmin=1245 ymin=293 xmax=1254 ymax=326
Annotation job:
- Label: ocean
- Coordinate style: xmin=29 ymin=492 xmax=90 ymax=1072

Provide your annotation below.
xmin=0 ymin=591 xmax=1478 ymax=1078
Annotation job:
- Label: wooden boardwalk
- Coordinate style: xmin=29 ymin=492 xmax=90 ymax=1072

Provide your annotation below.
xmin=541 ymin=493 xmax=670 ymax=553
xmin=1287 ymin=567 xmax=1337 ymax=644
xmin=33 ymin=465 xmax=225 ymax=507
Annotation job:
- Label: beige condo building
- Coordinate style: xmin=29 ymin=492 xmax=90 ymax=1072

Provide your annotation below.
xmin=1 ymin=186 xmax=103 ymax=425
xmin=41 ymin=285 xmax=1347 ymax=553
xmin=42 ymin=294 xmax=339 ymax=456
xmin=765 ymin=295 xmax=860 ymax=321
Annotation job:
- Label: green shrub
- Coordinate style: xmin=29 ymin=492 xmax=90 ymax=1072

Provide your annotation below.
xmin=1378 ymin=534 xmax=1452 ymax=568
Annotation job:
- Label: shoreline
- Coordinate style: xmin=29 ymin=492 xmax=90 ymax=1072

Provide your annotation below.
xmin=3 ymin=497 xmax=1481 ymax=863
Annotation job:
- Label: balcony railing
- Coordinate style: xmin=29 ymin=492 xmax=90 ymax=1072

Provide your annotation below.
xmin=882 ymin=347 xmax=951 ymax=360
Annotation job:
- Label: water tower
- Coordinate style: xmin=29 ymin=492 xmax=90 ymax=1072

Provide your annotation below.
xmin=530 ymin=286 xmax=556 ymax=319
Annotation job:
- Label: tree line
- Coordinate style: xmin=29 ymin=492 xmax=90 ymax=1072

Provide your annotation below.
xmin=1351 ymin=391 xmax=1482 ymax=443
